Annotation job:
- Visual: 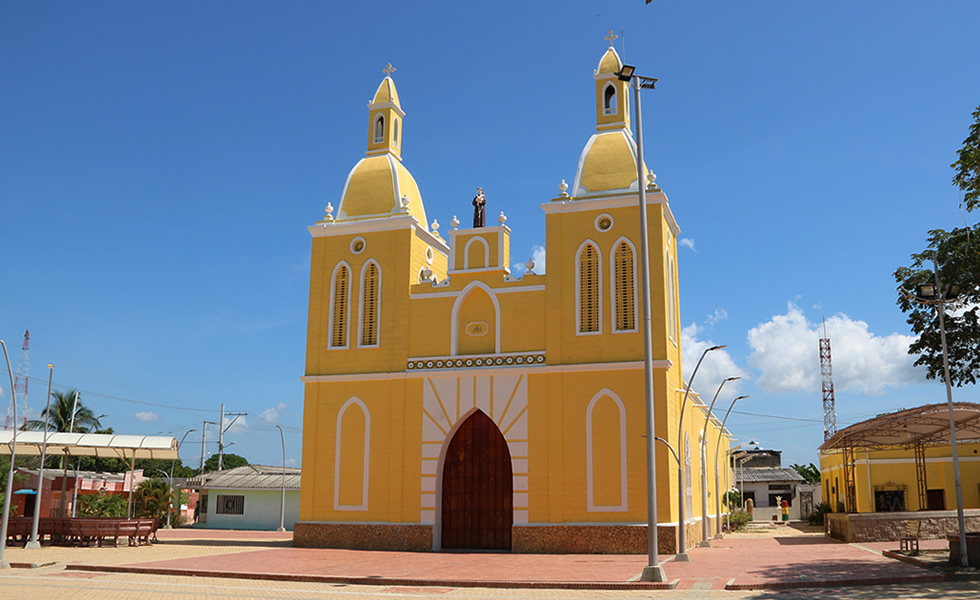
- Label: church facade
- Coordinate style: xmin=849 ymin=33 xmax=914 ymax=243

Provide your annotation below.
xmin=295 ymin=44 xmax=734 ymax=553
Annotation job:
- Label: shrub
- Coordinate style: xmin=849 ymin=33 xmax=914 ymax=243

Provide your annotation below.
xmin=728 ymin=509 xmax=753 ymax=531
xmin=78 ymin=493 xmax=128 ymax=517
xmin=807 ymin=502 xmax=832 ymax=526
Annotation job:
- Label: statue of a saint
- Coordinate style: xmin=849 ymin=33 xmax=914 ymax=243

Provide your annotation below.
xmin=472 ymin=187 xmax=486 ymax=228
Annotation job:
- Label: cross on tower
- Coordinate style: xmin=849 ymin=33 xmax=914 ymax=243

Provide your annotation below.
xmin=604 ymin=29 xmax=618 ymax=46
xmin=383 ymin=63 xmax=396 ymax=76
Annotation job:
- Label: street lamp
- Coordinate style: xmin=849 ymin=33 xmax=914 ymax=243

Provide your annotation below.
xmin=616 ymin=62 xmax=664 ymax=583
xmin=0 ymin=341 xmax=20 ymax=569
xmin=714 ymin=397 xmax=749 ymax=538
xmin=902 ymin=258 xmax=968 ymax=567
xmin=275 ymin=425 xmax=286 ymax=532
xmin=26 ymin=364 xmax=55 ymax=549
xmin=671 ymin=344 xmax=726 ymax=561
xmin=162 ymin=429 xmax=196 ymax=529
xmin=698 ymin=377 xmax=740 ymax=547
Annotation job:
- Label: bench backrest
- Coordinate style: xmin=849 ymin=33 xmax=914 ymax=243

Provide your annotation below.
xmin=904 ymin=520 xmax=920 ymax=536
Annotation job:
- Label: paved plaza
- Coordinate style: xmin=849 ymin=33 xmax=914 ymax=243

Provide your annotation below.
xmin=0 ymin=525 xmax=975 ymax=599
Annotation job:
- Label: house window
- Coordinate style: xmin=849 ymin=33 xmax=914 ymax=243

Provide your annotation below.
xmin=359 ymin=261 xmax=380 ymax=347
xmin=578 ymin=243 xmax=600 ymax=333
xmin=768 ymin=494 xmax=791 ymax=508
xmin=215 ymin=494 xmax=244 ymax=515
xmin=330 ymin=264 xmax=350 ymax=348
xmin=613 ymin=241 xmax=635 ymax=331
xmin=373 ymin=115 xmax=384 ymax=143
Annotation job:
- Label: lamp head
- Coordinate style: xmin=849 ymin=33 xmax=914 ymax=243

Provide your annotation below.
xmin=709 ymin=344 xmax=728 ymax=352
xmin=725 ymin=376 xmax=741 ymax=382
xmin=616 ymin=64 xmax=636 ymax=82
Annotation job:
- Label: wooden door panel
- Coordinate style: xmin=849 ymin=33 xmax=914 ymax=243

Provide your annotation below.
xmin=441 ymin=410 xmax=512 ymax=550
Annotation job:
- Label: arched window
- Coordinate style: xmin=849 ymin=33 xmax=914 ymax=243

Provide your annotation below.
xmin=359 ymin=261 xmax=380 ymax=347
xmin=373 ymin=115 xmax=385 ymax=143
xmin=613 ymin=241 xmax=636 ymax=331
xmin=578 ymin=242 xmax=601 ymax=334
xmin=393 ymin=118 xmax=399 ymax=147
xmin=330 ymin=263 xmax=350 ymax=348
xmin=603 ymin=84 xmax=617 ymax=116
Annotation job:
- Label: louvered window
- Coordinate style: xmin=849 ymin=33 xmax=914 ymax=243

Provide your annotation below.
xmin=360 ymin=262 xmax=379 ymax=346
xmin=579 ymin=244 xmax=600 ymax=333
xmin=331 ymin=264 xmax=349 ymax=348
xmin=215 ymin=494 xmax=244 ymax=515
xmin=614 ymin=242 xmax=635 ymax=331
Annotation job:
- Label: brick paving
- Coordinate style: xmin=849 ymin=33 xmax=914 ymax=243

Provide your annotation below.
xmin=0 ymin=526 xmax=955 ymax=591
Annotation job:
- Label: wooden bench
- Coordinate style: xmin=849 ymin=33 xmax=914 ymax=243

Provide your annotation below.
xmin=899 ymin=520 xmax=920 ymax=554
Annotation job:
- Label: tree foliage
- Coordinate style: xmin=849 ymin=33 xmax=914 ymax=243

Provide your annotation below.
xmin=952 ymin=104 xmax=980 ymax=211
xmin=78 ymin=493 xmax=128 ymax=517
xmin=894 ymin=223 xmax=980 ymax=386
xmin=203 ymin=453 xmax=248 ymax=473
xmin=790 ymin=463 xmax=821 ymax=483
xmin=22 ymin=389 xmax=102 ymax=433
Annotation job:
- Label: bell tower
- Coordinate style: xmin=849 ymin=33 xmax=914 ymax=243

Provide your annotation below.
xmin=366 ymin=63 xmax=406 ymax=160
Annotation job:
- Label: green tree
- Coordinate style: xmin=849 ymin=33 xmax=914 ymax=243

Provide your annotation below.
xmin=78 ymin=493 xmax=128 ymax=517
xmin=22 ymin=389 xmax=103 ymax=433
xmin=790 ymin=463 xmax=821 ymax=483
xmin=133 ymin=477 xmax=171 ymax=520
xmin=202 ymin=453 xmax=248 ymax=473
xmin=894 ymin=223 xmax=980 ymax=386
xmin=952 ymin=104 xmax=980 ymax=211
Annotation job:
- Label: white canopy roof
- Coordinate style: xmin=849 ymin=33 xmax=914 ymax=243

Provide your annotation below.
xmin=0 ymin=431 xmax=178 ymax=460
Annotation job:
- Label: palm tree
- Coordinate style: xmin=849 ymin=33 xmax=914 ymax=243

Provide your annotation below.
xmin=23 ymin=389 xmax=102 ymax=433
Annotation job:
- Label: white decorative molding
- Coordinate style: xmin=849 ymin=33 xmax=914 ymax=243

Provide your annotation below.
xmin=356 ymin=259 xmax=382 ymax=349
xmin=463 ymin=236 xmax=490 ymax=270
xmin=540 ymin=192 xmax=680 ymax=237
xmin=327 ymin=261 xmax=351 ymax=350
xmin=575 ymin=239 xmax=603 ymax=336
xmin=609 ymin=236 xmax=639 ymax=334
xmin=586 ymin=389 xmax=628 ymax=512
xmin=333 ymin=397 xmax=371 ymax=511
xmin=449 ymin=281 xmax=501 ymax=356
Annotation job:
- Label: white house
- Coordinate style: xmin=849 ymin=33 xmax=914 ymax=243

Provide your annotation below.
xmin=190 ymin=465 xmax=300 ymax=531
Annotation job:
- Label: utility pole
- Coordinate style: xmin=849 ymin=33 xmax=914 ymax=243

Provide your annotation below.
xmin=217 ymin=403 xmax=247 ymax=471
xmin=200 ymin=420 xmax=216 ymax=471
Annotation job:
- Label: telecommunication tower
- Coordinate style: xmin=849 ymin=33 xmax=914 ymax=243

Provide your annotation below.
xmin=819 ymin=320 xmax=837 ymax=441
xmin=5 ymin=329 xmax=30 ymax=430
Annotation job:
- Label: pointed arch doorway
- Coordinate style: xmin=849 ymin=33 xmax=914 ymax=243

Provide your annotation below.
xmin=440 ymin=410 xmax=513 ymax=550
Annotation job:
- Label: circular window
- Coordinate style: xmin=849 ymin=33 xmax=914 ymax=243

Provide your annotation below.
xmin=425 ymin=247 xmax=434 ymax=264
xmin=595 ymin=214 xmax=614 ymax=232
xmin=350 ymin=237 xmax=366 ymax=254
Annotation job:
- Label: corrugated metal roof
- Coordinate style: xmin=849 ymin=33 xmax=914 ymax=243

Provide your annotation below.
xmin=0 ymin=431 xmax=178 ymax=459
xmin=187 ymin=464 xmax=302 ymax=491
xmin=736 ymin=467 xmax=806 ymax=483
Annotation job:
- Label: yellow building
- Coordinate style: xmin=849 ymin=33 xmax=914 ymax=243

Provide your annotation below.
xmin=819 ymin=403 xmax=980 ymax=515
xmin=295 ymin=43 xmax=734 ymax=553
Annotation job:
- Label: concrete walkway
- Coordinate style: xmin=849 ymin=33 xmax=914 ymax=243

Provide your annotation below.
xmin=2 ymin=526 xmax=956 ymax=591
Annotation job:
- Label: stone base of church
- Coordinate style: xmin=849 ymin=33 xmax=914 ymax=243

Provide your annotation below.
xmin=512 ymin=524 xmax=680 ymax=554
xmin=293 ymin=522 xmax=433 ymax=551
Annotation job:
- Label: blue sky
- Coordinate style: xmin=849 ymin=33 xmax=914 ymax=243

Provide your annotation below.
xmin=2 ymin=1 xmax=978 ymax=470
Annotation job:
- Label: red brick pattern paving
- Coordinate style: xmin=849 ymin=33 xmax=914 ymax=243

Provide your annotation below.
xmin=66 ymin=529 xmax=948 ymax=591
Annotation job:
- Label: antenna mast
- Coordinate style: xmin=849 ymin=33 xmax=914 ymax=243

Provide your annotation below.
xmin=5 ymin=330 xmax=29 ymax=430
xmin=819 ymin=319 xmax=838 ymax=441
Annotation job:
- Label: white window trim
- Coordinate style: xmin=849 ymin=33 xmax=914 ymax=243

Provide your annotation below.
xmin=610 ymin=236 xmax=639 ymax=334
xmin=328 ymin=260 xmax=351 ymax=350
xmin=373 ymin=115 xmax=385 ymax=144
xmin=463 ymin=236 xmax=491 ymax=270
xmin=585 ymin=389 xmax=628 ymax=512
xmin=333 ymin=397 xmax=371 ymax=511
xmin=575 ymin=239 xmax=603 ymax=336
xmin=602 ymin=81 xmax=618 ymax=116
xmin=357 ymin=259 xmax=382 ymax=349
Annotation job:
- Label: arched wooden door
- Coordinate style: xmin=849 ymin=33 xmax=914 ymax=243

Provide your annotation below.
xmin=441 ymin=410 xmax=513 ymax=550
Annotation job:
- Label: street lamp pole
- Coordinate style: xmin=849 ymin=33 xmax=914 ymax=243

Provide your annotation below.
xmin=714 ymin=398 xmax=748 ymax=538
xmin=26 ymin=364 xmax=55 ymax=549
xmin=0 ymin=341 xmax=20 ymax=569
xmin=163 ymin=429 xmax=196 ymax=529
xmin=616 ymin=63 xmax=664 ymax=582
xmin=698 ymin=377 xmax=740 ymax=547
xmin=276 ymin=425 xmax=286 ymax=532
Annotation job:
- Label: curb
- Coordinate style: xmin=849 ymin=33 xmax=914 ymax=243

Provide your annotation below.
xmin=64 ymin=564 xmax=679 ymax=590
xmin=9 ymin=561 xmax=59 ymax=569
xmin=725 ymin=573 xmax=949 ymax=591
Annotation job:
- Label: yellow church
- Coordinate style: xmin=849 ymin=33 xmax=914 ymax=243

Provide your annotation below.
xmin=295 ymin=42 xmax=734 ymax=553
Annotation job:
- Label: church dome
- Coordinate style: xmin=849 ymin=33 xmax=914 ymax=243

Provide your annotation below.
xmin=596 ymin=46 xmax=623 ymax=75
xmin=337 ymin=154 xmax=427 ymax=225
xmin=571 ymin=129 xmax=648 ymax=197
xmin=332 ymin=68 xmax=428 ymax=227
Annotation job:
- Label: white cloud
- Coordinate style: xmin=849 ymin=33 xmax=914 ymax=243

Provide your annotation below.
xmin=285 ymin=457 xmax=297 ymax=466
xmin=705 ymin=308 xmax=728 ymax=326
xmin=134 ymin=411 xmax=159 ymax=422
xmin=747 ymin=303 xmax=920 ymax=395
xmin=258 ymin=402 xmax=289 ymax=425
xmin=227 ymin=416 xmax=249 ymax=433
xmin=681 ymin=322 xmax=749 ymax=400
xmin=512 ymin=245 xmax=546 ymax=276
xmin=679 ymin=238 xmax=696 ymax=251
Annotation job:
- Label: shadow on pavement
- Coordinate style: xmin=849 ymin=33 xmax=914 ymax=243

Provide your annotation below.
xmin=774 ymin=536 xmax=845 ymax=546
xmin=156 ymin=539 xmax=293 ymax=548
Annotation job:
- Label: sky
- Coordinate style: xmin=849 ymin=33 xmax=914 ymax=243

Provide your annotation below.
xmin=1 ymin=1 xmax=978 ymax=471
